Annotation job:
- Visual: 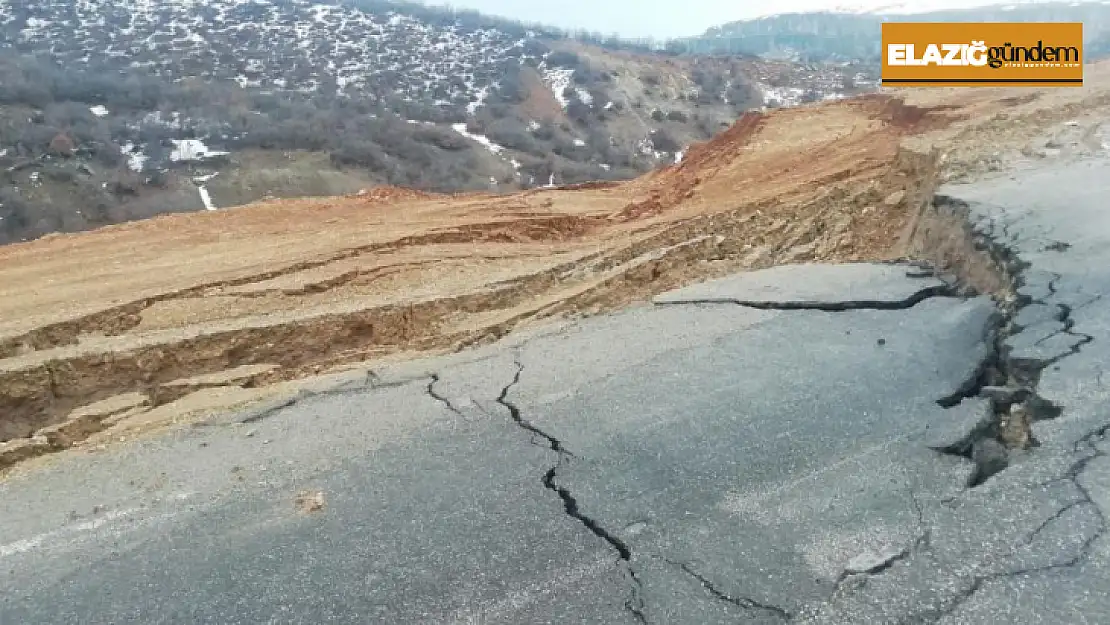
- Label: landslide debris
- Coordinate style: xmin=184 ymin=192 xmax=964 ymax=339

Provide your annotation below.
xmin=1 ymin=83 xmax=1105 ymax=470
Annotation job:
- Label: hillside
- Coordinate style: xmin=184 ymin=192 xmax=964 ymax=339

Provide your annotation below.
xmin=3 ymin=62 xmax=1110 ymax=469
xmin=686 ymin=1 xmax=1110 ymax=61
xmin=0 ymin=0 xmax=874 ymax=245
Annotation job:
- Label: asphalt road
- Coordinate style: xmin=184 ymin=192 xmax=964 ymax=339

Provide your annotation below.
xmin=1 ymin=157 xmax=1108 ymax=623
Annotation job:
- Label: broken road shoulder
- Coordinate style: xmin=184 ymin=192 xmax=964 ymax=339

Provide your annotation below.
xmin=803 ymin=182 xmax=1109 ymax=621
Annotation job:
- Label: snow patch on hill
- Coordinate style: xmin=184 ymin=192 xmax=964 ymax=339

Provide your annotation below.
xmin=541 ymin=67 xmax=576 ymax=109
xmin=170 ymin=139 xmax=229 ymax=162
xmin=12 ymin=0 xmax=532 ymax=106
xmin=119 ymin=143 xmax=149 ymax=172
xmin=451 ymin=123 xmax=505 ymax=154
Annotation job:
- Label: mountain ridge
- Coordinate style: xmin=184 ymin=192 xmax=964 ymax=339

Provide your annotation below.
xmin=684 ymin=1 xmax=1110 ymax=61
xmin=0 ymin=0 xmax=870 ymax=245
xmin=739 ymin=0 xmax=1108 ymax=20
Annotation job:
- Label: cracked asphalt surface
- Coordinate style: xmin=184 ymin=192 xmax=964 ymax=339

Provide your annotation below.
xmin=2 ymin=158 xmax=1109 ymax=623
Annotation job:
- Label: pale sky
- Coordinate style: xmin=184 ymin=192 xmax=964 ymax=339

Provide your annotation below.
xmin=446 ymin=0 xmax=782 ymax=39
xmin=444 ymin=0 xmax=1035 ymax=39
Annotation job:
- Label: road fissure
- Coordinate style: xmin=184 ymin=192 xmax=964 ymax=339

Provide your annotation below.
xmin=494 ymin=358 xmax=647 ymax=623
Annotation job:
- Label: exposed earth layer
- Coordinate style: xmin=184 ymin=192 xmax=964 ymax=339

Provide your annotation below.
xmin=3 ymin=63 xmax=1110 ymax=469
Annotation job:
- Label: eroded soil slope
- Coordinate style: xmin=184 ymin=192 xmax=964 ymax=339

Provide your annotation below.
xmin=4 ymin=66 xmax=1110 ymax=469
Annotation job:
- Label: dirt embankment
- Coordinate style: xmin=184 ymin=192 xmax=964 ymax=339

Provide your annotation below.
xmin=3 ymin=71 xmax=1110 ymax=471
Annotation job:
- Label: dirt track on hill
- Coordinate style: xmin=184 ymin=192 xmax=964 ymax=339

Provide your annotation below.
xmin=4 ymin=66 xmax=1110 ymax=470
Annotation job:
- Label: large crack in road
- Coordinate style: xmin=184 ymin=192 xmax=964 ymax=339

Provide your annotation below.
xmin=815 ymin=191 xmax=1106 ymax=622
xmin=493 ymin=359 xmax=649 ymax=624
xmin=924 ymin=196 xmax=1098 ymax=489
xmin=664 ymin=557 xmax=793 ymax=622
xmin=651 ymin=283 xmax=960 ymax=313
xmin=485 ymin=271 xmax=1000 ymax=622
xmin=480 ymin=188 xmax=1106 ymax=623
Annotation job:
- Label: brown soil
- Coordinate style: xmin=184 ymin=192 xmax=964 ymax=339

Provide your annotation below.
xmin=294 ymin=490 xmax=326 ymax=514
xmin=517 ymin=65 xmax=568 ymax=123
xmin=4 ymin=64 xmax=1110 ymax=470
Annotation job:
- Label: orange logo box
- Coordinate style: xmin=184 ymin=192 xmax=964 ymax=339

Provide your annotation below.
xmin=881 ymin=22 xmax=1083 ymax=87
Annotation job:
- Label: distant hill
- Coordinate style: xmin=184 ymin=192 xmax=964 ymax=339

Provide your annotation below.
xmin=681 ymin=2 xmax=1110 ymax=62
xmin=0 ymin=0 xmax=872 ymax=245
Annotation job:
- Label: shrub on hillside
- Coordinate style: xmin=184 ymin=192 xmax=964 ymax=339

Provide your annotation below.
xmin=545 ymin=50 xmax=581 ymax=69
xmin=42 ymin=166 xmax=78 ymax=184
xmin=378 ymin=135 xmax=438 ymax=169
xmin=530 ymin=122 xmax=556 ymax=141
xmin=571 ymin=67 xmax=607 ymax=86
xmin=412 ymin=126 xmax=471 ymax=151
xmin=522 ymin=39 xmax=549 ymax=57
xmin=725 ymin=82 xmax=759 ymax=109
xmin=16 ymin=124 xmax=60 ymax=153
xmin=693 ymin=114 xmax=717 ymax=139
xmin=484 ymin=119 xmax=538 ymax=153
xmin=0 ymin=188 xmax=32 ymax=243
xmin=144 ymin=170 xmax=170 ymax=188
xmin=649 ymin=129 xmax=680 ymax=153
xmin=482 ymin=100 xmax=513 ymax=120
xmin=518 ymin=156 xmax=556 ymax=185
xmin=587 ymin=87 xmax=609 ymax=107
xmin=396 ymin=100 xmax=466 ymax=124
xmin=330 ymin=139 xmax=391 ymax=170
xmin=494 ymin=64 xmax=527 ymax=104
xmin=551 ymin=136 xmax=591 ymax=161
xmin=566 ymin=100 xmax=592 ymax=126
xmin=556 ymin=161 xmax=607 ymax=184
xmin=403 ymin=153 xmax=488 ymax=192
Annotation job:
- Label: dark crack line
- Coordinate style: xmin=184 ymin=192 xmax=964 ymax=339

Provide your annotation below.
xmin=909 ymin=490 xmax=933 ymax=550
xmin=195 ymin=373 xmax=425 ymax=428
xmin=653 ymin=284 xmax=958 ymax=312
xmin=1074 ymin=425 xmax=1110 ymax=455
xmin=1063 ymin=451 xmax=1109 ymax=564
xmin=426 ymin=373 xmax=465 ymax=417
xmin=662 ymin=558 xmax=792 ymax=621
xmin=811 ymin=197 xmax=1105 ymax=621
xmin=938 ymin=439 xmax=1110 ymax=620
xmin=937 ymin=577 xmax=983 ymax=620
xmin=1019 ymin=499 xmax=1087 ymax=547
xmin=235 ymin=395 xmax=300 ymax=424
xmin=833 ymin=542 xmax=916 ymax=592
xmin=540 ymin=465 xmax=629 ymax=557
xmin=1015 ymin=301 xmax=1097 ymax=376
xmin=1031 ymin=327 xmax=1070 ymax=347
xmin=1045 ymin=272 xmax=1060 ymax=295
xmin=1043 ymin=334 xmax=1095 ymax=367
xmin=625 ymin=568 xmax=649 ymax=625
xmin=935 ymin=314 xmax=1004 ymax=409
xmin=831 ymin=492 xmax=931 ymax=597
xmin=1055 ymin=301 xmax=1097 ymax=340
xmin=496 ymin=361 xmax=575 ymax=460
xmin=494 ymin=358 xmax=645 ymax=623
xmin=929 ymin=200 xmax=1100 ymax=488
